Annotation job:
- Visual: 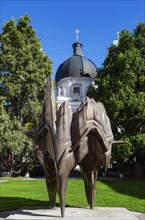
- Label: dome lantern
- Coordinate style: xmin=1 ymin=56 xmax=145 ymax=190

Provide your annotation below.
xmin=72 ymin=42 xmax=83 ymax=56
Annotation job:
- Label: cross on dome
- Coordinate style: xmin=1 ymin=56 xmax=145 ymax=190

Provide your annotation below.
xmin=75 ymin=29 xmax=80 ymax=42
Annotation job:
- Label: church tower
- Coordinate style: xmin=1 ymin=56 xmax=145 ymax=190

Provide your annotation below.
xmin=55 ymin=30 xmax=97 ymax=112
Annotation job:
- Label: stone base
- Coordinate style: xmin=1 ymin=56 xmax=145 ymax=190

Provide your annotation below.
xmin=0 ymin=207 xmax=143 ymax=220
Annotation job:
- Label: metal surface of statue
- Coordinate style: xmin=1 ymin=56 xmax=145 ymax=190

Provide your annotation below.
xmin=31 ymin=77 xmax=114 ymax=217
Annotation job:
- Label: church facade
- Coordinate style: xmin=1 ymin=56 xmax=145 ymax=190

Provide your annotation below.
xmin=55 ymin=33 xmax=97 ymax=112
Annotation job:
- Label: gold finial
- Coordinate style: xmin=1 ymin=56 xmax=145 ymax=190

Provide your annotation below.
xmin=75 ymin=29 xmax=80 ymax=42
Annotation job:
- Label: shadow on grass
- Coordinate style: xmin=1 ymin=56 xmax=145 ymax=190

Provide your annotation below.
xmin=99 ymin=179 xmax=145 ymax=200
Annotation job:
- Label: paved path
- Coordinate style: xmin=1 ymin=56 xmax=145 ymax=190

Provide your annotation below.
xmin=0 ymin=207 xmax=144 ymax=220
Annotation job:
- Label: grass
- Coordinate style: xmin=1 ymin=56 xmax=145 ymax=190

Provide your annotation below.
xmin=0 ymin=177 xmax=145 ymax=213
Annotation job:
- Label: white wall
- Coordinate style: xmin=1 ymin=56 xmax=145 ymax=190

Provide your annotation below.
xmin=56 ymin=76 xmax=93 ymax=101
xmin=56 ymin=76 xmax=93 ymax=112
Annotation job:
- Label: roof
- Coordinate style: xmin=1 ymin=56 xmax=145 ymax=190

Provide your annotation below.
xmin=55 ymin=42 xmax=97 ymax=83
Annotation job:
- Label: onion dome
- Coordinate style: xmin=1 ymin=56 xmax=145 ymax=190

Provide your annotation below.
xmin=55 ymin=42 xmax=97 ymax=83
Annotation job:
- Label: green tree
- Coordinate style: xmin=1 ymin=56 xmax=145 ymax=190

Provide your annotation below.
xmin=0 ymin=14 xmax=52 ymax=124
xmin=0 ymin=97 xmax=32 ymax=176
xmin=87 ymin=23 xmax=145 ymax=178
xmin=0 ymin=15 xmax=52 ymax=175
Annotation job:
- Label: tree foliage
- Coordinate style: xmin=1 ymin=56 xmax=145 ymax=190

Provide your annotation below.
xmin=0 ymin=97 xmax=32 ymax=174
xmin=0 ymin=14 xmax=52 ymax=124
xmin=87 ymin=23 xmax=145 ymax=174
xmin=0 ymin=15 xmax=52 ymax=174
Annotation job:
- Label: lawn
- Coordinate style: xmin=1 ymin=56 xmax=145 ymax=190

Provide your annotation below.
xmin=0 ymin=177 xmax=145 ymax=213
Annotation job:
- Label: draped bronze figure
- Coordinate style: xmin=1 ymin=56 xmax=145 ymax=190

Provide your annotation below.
xmin=30 ymin=77 xmax=114 ymax=217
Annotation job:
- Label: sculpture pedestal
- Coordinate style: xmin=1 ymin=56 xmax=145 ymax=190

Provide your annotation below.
xmin=1 ymin=207 xmax=142 ymax=219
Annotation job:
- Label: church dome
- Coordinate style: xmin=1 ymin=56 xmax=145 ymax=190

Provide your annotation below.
xmin=55 ymin=42 xmax=97 ymax=83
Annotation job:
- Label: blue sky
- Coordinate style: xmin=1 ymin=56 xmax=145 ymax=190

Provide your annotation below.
xmin=1 ymin=0 xmax=145 ymax=79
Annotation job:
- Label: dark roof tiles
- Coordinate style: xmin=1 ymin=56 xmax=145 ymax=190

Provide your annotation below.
xmin=55 ymin=42 xmax=97 ymax=82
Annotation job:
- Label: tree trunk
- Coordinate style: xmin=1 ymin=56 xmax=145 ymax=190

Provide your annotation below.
xmin=135 ymin=150 xmax=143 ymax=179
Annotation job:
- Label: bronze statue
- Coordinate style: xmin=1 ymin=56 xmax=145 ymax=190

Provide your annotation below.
xmin=31 ymin=76 xmax=114 ymax=217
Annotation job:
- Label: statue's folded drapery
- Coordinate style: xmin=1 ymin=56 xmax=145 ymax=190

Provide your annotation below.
xmin=30 ymin=76 xmax=114 ymax=217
